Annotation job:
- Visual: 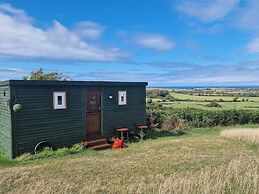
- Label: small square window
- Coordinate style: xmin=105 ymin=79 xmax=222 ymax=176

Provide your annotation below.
xmin=53 ymin=91 xmax=66 ymax=109
xmin=118 ymin=91 xmax=127 ymax=105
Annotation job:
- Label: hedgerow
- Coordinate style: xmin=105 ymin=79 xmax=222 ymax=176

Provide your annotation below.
xmin=147 ymin=107 xmax=259 ymax=130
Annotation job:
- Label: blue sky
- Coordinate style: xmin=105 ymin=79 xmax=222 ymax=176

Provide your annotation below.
xmin=0 ymin=0 xmax=259 ymax=86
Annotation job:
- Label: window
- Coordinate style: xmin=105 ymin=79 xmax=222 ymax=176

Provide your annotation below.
xmin=57 ymin=96 xmax=63 ymax=105
xmin=118 ymin=91 xmax=127 ymax=105
xmin=53 ymin=91 xmax=66 ymax=109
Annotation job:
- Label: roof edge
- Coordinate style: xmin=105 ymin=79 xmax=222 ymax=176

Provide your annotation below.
xmin=0 ymin=80 xmax=10 ymax=86
xmin=6 ymin=80 xmax=148 ymax=87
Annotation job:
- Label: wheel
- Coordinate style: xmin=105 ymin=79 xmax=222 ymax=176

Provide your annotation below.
xmin=34 ymin=141 xmax=52 ymax=154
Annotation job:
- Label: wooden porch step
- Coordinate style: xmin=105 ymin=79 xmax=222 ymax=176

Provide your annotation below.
xmin=87 ymin=138 xmax=108 ymax=147
xmin=89 ymin=143 xmax=112 ymax=151
xmin=85 ymin=136 xmax=111 ymax=150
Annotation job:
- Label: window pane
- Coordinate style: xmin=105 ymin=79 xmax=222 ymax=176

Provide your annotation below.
xmin=121 ymin=95 xmax=124 ymax=102
xmin=58 ymin=96 xmax=62 ymax=105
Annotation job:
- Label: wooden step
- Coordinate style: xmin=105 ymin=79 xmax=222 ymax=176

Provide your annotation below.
xmin=87 ymin=138 xmax=108 ymax=147
xmin=89 ymin=143 xmax=112 ymax=151
xmin=84 ymin=136 xmax=111 ymax=150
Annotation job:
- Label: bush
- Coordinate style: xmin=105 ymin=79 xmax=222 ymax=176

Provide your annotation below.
xmin=69 ymin=143 xmax=85 ymax=154
xmin=17 ymin=143 xmax=85 ymax=161
xmin=165 ymin=95 xmax=176 ymax=101
xmin=147 ymin=98 xmax=152 ymax=104
xmin=55 ymin=147 xmax=70 ymax=156
xmin=161 ymin=115 xmax=189 ymax=132
xmin=146 ymin=107 xmax=259 ymax=129
xmin=146 ymin=110 xmax=163 ymax=128
xmin=146 ymin=89 xmax=170 ymax=98
xmin=16 ymin=153 xmax=34 ymax=161
xmin=206 ymin=102 xmax=222 ymax=108
xmin=233 ymin=97 xmax=239 ymax=102
xmin=36 ymin=147 xmax=55 ymax=158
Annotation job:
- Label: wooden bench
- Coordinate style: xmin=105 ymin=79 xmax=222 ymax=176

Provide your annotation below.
xmin=116 ymin=127 xmax=129 ymax=141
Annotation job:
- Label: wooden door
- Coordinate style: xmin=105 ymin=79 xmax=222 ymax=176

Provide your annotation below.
xmin=86 ymin=89 xmax=101 ymax=137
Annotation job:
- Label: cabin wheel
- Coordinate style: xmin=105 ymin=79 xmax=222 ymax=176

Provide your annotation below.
xmin=34 ymin=141 xmax=52 ymax=154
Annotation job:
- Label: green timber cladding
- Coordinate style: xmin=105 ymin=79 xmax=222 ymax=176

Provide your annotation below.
xmin=0 ymin=82 xmax=12 ymax=157
xmin=0 ymin=80 xmax=147 ymax=158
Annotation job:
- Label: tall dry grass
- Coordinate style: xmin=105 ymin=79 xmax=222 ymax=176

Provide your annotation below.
xmin=0 ymin=159 xmax=258 ymax=194
xmin=220 ymin=128 xmax=259 ymax=144
xmin=158 ymin=159 xmax=259 ymax=194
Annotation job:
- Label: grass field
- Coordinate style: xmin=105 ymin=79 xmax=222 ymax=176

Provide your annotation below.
xmin=221 ymin=128 xmax=259 ymax=144
xmin=0 ymin=125 xmax=258 ymax=193
xmin=156 ymin=92 xmax=259 ymax=110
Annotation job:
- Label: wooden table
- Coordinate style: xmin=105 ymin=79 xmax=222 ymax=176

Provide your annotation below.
xmin=136 ymin=125 xmax=148 ymax=132
xmin=136 ymin=125 xmax=148 ymax=140
xmin=116 ymin=127 xmax=129 ymax=141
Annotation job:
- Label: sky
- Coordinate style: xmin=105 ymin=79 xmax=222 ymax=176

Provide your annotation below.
xmin=0 ymin=0 xmax=259 ymax=86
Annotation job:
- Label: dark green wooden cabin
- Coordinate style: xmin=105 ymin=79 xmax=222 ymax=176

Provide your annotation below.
xmin=0 ymin=80 xmax=147 ymax=158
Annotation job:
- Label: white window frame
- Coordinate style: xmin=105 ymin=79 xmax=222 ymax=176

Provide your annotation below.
xmin=118 ymin=91 xmax=127 ymax=105
xmin=53 ymin=91 xmax=67 ymax=109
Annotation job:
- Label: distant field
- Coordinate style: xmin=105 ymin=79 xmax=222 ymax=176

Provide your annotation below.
xmin=171 ymin=92 xmax=258 ymax=101
xmin=163 ymin=101 xmax=259 ymax=110
xmin=149 ymin=90 xmax=259 ymax=110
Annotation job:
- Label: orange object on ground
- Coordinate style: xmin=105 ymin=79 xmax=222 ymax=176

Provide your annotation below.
xmin=113 ymin=139 xmax=123 ymax=149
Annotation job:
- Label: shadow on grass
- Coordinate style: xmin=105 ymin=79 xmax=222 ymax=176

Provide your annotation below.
xmin=147 ymin=129 xmax=186 ymax=139
xmin=129 ymin=129 xmax=185 ymax=143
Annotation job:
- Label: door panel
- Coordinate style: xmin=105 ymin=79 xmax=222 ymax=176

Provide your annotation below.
xmin=86 ymin=89 xmax=101 ymax=137
xmin=86 ymin=112 xmax=101 ymax=136
xmin=86 ymin=90 xmax=100 ymax=112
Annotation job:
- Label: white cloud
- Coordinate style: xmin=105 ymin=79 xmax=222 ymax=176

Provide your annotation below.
xmin=168 ymin=75 xmax=259 ymax=85
xmin=116 ymin=30 xmax=128 ymax=37
xmin=246 ymin=36 xmax=259 ymax=53
xmin=0 ymin=3 xmax=32 ymax=23
xmin=175 ymin=0 xmax=239 ymax=22
xmin=70 ymin=61 xmax=259 ymax=86
xmin=0 ymin=67 xmax=24 ymax=73
xmin=73 ymin=21 xmax=104 ymax=39
xmin=0 ymin=3 xmax=126 ymax=62
xmin=0 ymin=67 xmax=28 ymax=81
xmin=232 ymin=1 xmax=259 ymax=54
xmin=235 ymin=0 xmax=259 ymax=31
xmin=196 ymin=24 xmax=223 ymax=34
xmin=134 ymin=34 xmax=175 ymax=51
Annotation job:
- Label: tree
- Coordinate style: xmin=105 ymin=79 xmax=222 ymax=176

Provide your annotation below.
xmin=233 ymin=97 xmax=239 ymax=102
xmin=23 ymin=68 xmax=72 ymax=81
xmin=146 ymin=89 xmax=170 ymax=98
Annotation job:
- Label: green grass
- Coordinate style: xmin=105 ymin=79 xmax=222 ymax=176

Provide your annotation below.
xmin=0 ymin=125 xmax=258 ymax=193
xmin=0 ymin=152 xmax=19 ymax=168
xmin=162 ymin=101 xmax=259 ymax=110
xmin=0 ymin=144 xmax=100 ymax=169
xmin=155 ymin=92 xmax=259 ymax=110
xmin=171 ymin=92 xmax=259 ymax=101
